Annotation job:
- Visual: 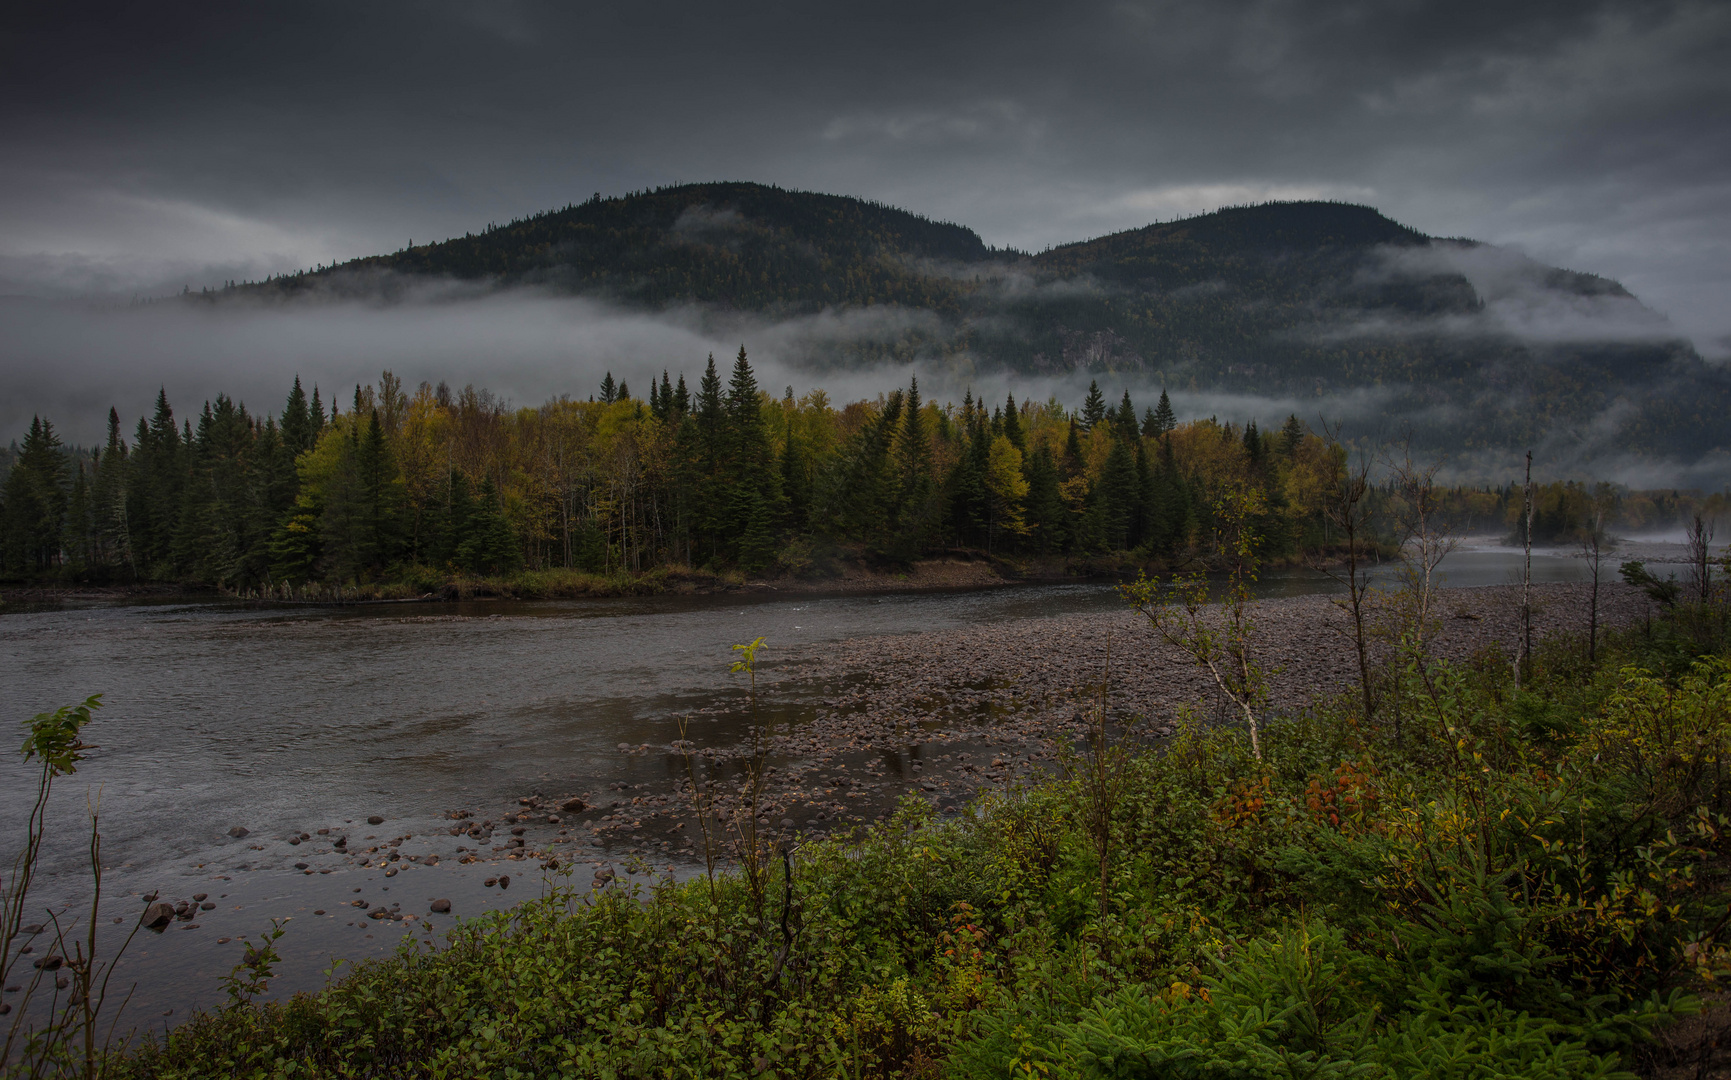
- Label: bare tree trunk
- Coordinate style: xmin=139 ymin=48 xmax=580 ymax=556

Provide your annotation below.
xmin=1315 ymin=426 xmax=1378 ymax=723
xmin=1519 ymin=449 xmax=1533 ymax=689
xmin=1687 ymin=513 xmax=1715 ymax=604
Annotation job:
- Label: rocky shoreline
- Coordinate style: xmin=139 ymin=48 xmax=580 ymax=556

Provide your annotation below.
xmin=458 ymin=579 xmax=1657 ymax=880
xmin=137 ymin=580 xmax=1656 ymax=928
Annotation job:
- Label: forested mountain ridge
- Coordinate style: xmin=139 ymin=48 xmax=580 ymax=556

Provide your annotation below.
xmin=265 ymin=182 xmax=997 ymax=314
xmin=231 ymin=182 xmax=1726 ymax=460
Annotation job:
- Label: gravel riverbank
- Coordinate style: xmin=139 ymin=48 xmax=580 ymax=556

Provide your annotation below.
xmin=452 ymin=580 xmax=1658 ymax=878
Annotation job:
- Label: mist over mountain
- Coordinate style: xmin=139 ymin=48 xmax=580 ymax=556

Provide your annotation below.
xmin=181 ymin=182 xmax=1726 ymax=480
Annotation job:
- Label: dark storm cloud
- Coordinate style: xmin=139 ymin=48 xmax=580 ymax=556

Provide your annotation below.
xmin=1 ymin=1 xmax=1727 ymax=351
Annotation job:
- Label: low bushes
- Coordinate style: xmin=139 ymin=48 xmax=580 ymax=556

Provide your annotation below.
xmin=110 ymin=624 xmax=1731 ymax=1078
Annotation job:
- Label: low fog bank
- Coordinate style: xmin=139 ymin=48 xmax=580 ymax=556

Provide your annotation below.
xmin=1 ymin=285 xmax=1725 ymax=491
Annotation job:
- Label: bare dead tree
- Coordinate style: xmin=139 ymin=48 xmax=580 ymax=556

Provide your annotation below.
xmin=1687 ymin=513 xmax=1716 ymax=605
xmin=1520 ymin=450 xmax=1534 ymax=687
xmin=1385 ymin=439 xmax=1461 ymax=662
xmin=1312 ymin=423 xmax=1379 ymax=722
xmin=1125 ymin=486 xmax=1269 ymax=759
xmin=1580 ymin=488 xmax=1616 ymax=665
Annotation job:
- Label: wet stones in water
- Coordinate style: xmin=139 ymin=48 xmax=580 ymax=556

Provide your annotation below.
xmin=385 ymin=867 xmax=397 ymax=877
xmin=430 ymin=899 xmax=451 ymax=913
xmin=592 ymin=867 xmax=614 ymax=889
xmin=559 ymin=797 xmax=587 ymax=813
xmin=367 ymin=815 xmax=384 ymax=825
xmin=227 ymin=826 xmax=249 ymax=838
xmin=295 ymin=863 xmax=309 ymax=870
xmin=193 ymin=893 xmax=207 ymax=902
xmin=200 ymin=902 xmax=215 ymax=911
xmin=141 ymin=903 xmax=174 ymax=930
xmin=484 ymin=877 xmax=498 ymax=887
xmin=288 ymin=837 xmax=300 ymax=845
xmin=31 ymin=955 xmax=63 ymax=971
xmin=498 ymin=874 xmax=510 ymax=889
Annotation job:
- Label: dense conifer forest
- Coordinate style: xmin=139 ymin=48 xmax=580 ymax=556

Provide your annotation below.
xmin=212 ymin=184 xmax=1731 ymax=461
xmin=1 ymin=353 xmax=1720 ymax=590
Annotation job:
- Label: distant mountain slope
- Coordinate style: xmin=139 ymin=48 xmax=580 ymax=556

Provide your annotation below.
xmin=298 ymin=181 xmax=995 ymax=314
xmin=241 ymin=183 xmax=1726 ymax=463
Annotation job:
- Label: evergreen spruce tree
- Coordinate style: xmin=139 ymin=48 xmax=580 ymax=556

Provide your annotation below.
xmin=892 ymin=377 xmax=936 ymax=556
xmin=945 ymin=418 xmax=992 ymax=549
xmin=673 ymin=374 xmax=690 ymax=415
xmin=65 ymin=456 xmax=93 ymax=570
xmin=129 ymin=389 xmax=183 ymax=572
xmin=92 ymin=407 xmax=131 ymax=571
xmin=599 ymin=373 xmax=618 ymax=404
xmin=1093 ymin=438 xmax=1139 ymax=551
xmin=617 ymin=381 xmax=630 ymax=402
xmin=1024 ymin=442 xmax=1067 ymax=554
xmin=690 ymin=354 xmax=727 ymax=562
xmin=723 ymin=347 xmax=779 ymax=569
xmin=1081 ymin=380 xmax=1107 ymax=429
xmin=355 ymin=409 xmax=403 ymax=574
xmin=1 ymin=416 xmax=70 ymax=575
xmin=458 ymin=476 xmax=521 ymax=575
xmin=1280 ymin=414 xmax=1305 ymax=456
xmin=281 ymin=377 xmax=313 ymax=457
xmin=1114 ymin=391 xmax=1138 ymax=438
xmin=1001 ymin=392 xmax=1025 ymax=451
xmin=1149 ymin=389 xmax=1176 ymax=436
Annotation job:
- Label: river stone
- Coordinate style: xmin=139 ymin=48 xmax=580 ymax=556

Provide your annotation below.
xmin=559 ymin=798 xmax=587 ymax=812
xmin=192 ymin=893 xmax=207 ymax=902
xmin=483 ymin=877 xmax=497 ymax=887
xmin=430 ymin=899 xmax=451 ymax=913
xmin=200 ymin=902 xmax=215 ymax=911
xmin=32 ymin=955 xmax=63 ymax=970
xmin=142 ymin=903 xmax=174 ymax=930
xmin=367 ymin=815 xmax=384 ymax=825
xmin=498 ymin=874 xmax=510 ymax=889
xmin=227 ymin=826 xmax=248 ymax=838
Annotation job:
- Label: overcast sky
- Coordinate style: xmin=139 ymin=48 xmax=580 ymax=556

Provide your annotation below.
xmin=2 ymin=0 xmax=1728 ymax=437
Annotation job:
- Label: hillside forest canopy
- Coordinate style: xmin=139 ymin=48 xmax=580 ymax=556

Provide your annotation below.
xmin=193 ymin=184 xmax=1731 ymax=466
xmin=1 ymin=352 xmax=1723 ymax=591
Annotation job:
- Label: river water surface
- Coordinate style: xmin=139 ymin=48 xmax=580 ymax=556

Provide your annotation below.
xmin=0 ymin=543 xmax=1601 ymax=1022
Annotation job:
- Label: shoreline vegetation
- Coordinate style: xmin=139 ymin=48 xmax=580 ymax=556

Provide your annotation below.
xmin=0 ymin=546 xmax=1372 ymax=607
xmin=3 ymin=352 xmax=1726 ymax=601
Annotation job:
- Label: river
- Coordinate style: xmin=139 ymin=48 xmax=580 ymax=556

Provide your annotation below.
xmin=0 ymin=542 xmax=1604 ymax=1022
